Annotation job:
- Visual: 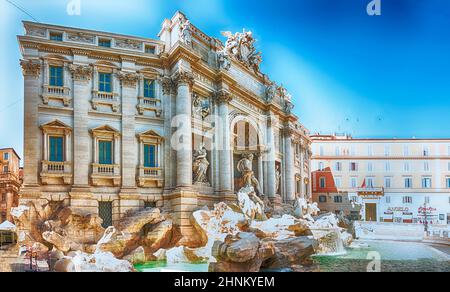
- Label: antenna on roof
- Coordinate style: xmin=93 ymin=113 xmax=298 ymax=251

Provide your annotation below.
xmin=5 ymin=0 xmax=40 ymax=22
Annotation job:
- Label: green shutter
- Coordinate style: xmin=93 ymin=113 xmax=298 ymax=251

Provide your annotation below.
xmin=49 ymin=137 xmax=63 ymax=162
xmin=50 ymin=66 xmax=63 ymax=87
xmin=144 ymin=145 xmax=156 ymax=167
xmin=99 ymin=141 xmax=112 ymax=165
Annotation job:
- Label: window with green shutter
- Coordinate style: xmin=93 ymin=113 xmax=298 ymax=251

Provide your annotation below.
xmin=144 ymin=144 xmax=157 ymax=167
xmin=99 ymin=73 xmax=112 ymax=92
xmin=144 ymin=79 xmax=155 ymax=98
xmin=49 ymin=136 xmax=64 ymax=162
xmin=99 ymin=141 xmax=113 ymax=165
xmin=49 ymin=66 xmax=64 ymax=87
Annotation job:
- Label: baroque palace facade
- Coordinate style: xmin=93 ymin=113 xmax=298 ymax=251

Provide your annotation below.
xmin=18 ymin=12 xmax=311 ymax=242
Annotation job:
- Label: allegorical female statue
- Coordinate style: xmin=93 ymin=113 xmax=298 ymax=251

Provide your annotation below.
xmin=237 ymin=153 xmax=264 ymax=198
xmin=193 ymin=143 xmax=210 ymax=184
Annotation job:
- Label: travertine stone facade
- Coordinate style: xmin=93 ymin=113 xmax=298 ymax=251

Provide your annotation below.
xmin=18 ymin=12 xmax=311 ymax=243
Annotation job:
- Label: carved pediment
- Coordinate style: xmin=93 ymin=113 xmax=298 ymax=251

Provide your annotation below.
xmin=40 ymin=119 xmax=72 ymax=135
xmin=90 ymin=125 xmax=121 ymax=138
xmin=137 ymin=130 xmax=164 ymax=142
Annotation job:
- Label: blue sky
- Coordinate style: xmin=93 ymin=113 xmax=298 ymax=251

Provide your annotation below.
xmin=1 ymin=0 xmax=450 ymax=159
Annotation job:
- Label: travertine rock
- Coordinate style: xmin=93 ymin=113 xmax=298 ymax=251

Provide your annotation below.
xmin=123 ymin=246 xmax=146 ymax=265
xmin=261 ymin=237 xmax=316 ymax=270
xmin=209 ymin=232 xmax=275 ymax=272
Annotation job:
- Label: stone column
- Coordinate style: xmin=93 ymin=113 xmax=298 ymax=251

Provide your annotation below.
xmin=283 ymin=126 xmax=296 ymax=203
xmin=118 ymin=71 xmax=139 ymax=189
xmin=215 ymin=89 xmax=233 ymax=194
xmin=265 ymin=116 xmax=277 ymax=199
xmin=172 ymin=70 xmax=194 ymax=188
xmin=257 ymin=154 xmax=264 ymax=194
xmin=69 ymin=64 xmax=92 ymax=188
xmin=161 ymin=76 xmax=175 ymax=191
xmin=20 ymin=60 xmax=41 ymax=187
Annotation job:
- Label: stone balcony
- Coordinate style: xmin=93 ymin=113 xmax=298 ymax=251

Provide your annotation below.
xmin=42 ymin=85 xmax=71 ymax=107
xmin=137 ymin=166 xmax=163 ymax=188
xmin=91 ymin=90 xmax=120 ymax=112
xmin=40 ymin=161 xmax=73 ymax=185
xmin=136 ymin=97 xmax=162 ymax=117
xmin=91 ymin=163 xmax=121 ymax=187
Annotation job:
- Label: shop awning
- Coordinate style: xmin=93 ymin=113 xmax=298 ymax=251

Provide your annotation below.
xmin=0 ymin=221 xmax=16 ymax=232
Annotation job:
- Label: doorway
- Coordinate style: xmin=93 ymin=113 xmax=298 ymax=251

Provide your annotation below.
xmin=365 ymin=203 xmax=377 ymax=222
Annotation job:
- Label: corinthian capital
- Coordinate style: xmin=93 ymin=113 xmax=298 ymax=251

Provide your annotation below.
xmin=160 ymin=75 xmax=174 ymax=95
xmin=20 ymin=59 xmax=41 ymax=78
xmin=282 ymin=125 xmax=295 ymax=139
xmin=69 ymin=64 xmax=93 ymax=81
xmin=214 ymin=89 xmax=233 ymax=105
xmin=117 ymin=71 xmax=139 ymax=88
xmin=172 ymin=69 xmax=194 ymax=87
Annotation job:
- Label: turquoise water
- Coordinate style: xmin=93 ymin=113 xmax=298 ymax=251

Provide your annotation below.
xmin=314 ymin=240 xmax=450 ymax=272
xmin=135 ymin=241 xmax=450 ymax=272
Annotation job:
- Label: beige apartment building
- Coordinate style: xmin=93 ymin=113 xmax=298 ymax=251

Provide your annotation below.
xmin=18 ymin=12 xmax=312 ymax=244
xmin=0 ymin=148 xmax=21 ymax=223
xmin=311 ymin=134 xmax=450 ymax=226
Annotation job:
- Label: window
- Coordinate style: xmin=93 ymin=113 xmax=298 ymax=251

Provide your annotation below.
xmin=319 ymin=196 xmax=327 ymax=203
xmin=335 ymin=162 xmax=342 ymax=172
xmin=3 ymin=166 xmax=8 ymax=173
xmin=384 ymin=145 xmax=391 ymax=157
xmin=368 ymin=145 xmax=373 ymax=156
xmin=366 ymin=178 xmax=375 ymax=188
xmin=49 ymin=136 xmax=64 ymax=162
xmin=99 ymin=73 xmax=112 ymax=92
xmin=143 ymin=79 xmax=156 ymax=98
xmin=1 ymin=193 xmax=5 ymax=201
xmin=425 ymin=197 xmax=430 ymax=204
xmin=98 ymin=141 xmax=113 ymax=165
xmin=144 ymin=144 xmax=157 ymax=168
xmin=50 ymin=32 xmax=63 ymax=41
xmin=49 ymin=66 xmax=64 ymax=87
xmin=350 ymin=177 xmax=357 ymax=188
xmin=350 ymin=162 xmax=358 ymax=171
xmin=335 ymin=178 xmax=342 ymax=189
xmin=385 ymin=161 xmax=391 ymax=172
xmin=403 ymin=145 xmax=409 ymax=156
xmin=319 ymin=177 xmax=326 ymax=188
xmin=386 ymin=196 xmax=391 ymax=204
xmin=384 ymin=177 xmax=391 ymax=189
xmin=98 ymin=39 xmax=111 ymax=48
xmin=403 ymin=196 xmax=413 ymax=204
xmin=422 ymin=178 xmax=432 ymax=189
xmin=403 ymin=162 xmax=410 ymax=172
xmin=405 ymin=178 xmax=413 ymax=189
xmin=3 ymin=153 xmax=9 ymax=160
xmin=367 ymin=162 xmax=374 ymax=172
xmin=423 ymin=146 xmax=430 ymax=157
xmin=334 ymin=196 xmax=343 ymax=203
xmin=145 ymin=45 xmax=155 ymax=54
xmin=446 ymin=178 xmax=450 ymax=189
xmin=319 ymin=146 xmax=324 ymax=156
xmin=335 ymin=146 xmax=340 ymax=156
xmin=424 ymin=161 xmax=430 ymax=172
xmin=318 ymin=162 xmax=325 ymax=171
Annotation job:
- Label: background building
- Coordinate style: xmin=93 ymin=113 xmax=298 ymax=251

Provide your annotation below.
xmin=18 ymin=12 xmax=312 ymax=243
xmin=311 ymin=134 xmax=450 ymax=226
xmin=0 ymin=148 xmax=21 ymax=223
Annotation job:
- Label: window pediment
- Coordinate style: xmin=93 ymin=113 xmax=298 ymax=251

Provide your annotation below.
xmin=137 ymin=130 xmax=164 ymax=143
xmin=90 ymin=125 xmax=121 ymax=139
xmin=138 ymin=68 xmax=159 ymax=79
xmin=40 ymin=119 xmax=72 ymax=134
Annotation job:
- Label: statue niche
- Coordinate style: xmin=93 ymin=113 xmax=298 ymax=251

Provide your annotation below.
xmin=193 ymin=143 xmax=210 ymax=185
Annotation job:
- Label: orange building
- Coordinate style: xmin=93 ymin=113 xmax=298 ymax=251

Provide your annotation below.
xmin=0 ymin=148 xmax=21 ymax=223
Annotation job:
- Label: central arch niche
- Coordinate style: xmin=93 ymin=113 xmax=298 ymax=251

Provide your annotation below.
xmin=232 ymin=120 xmax=262 ymax=192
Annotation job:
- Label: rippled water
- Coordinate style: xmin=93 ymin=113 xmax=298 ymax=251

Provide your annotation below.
xmin=314 ymin=240 xmax=450 ymax=272
xmin=135 ymin=241 xmax=450 ymax=273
